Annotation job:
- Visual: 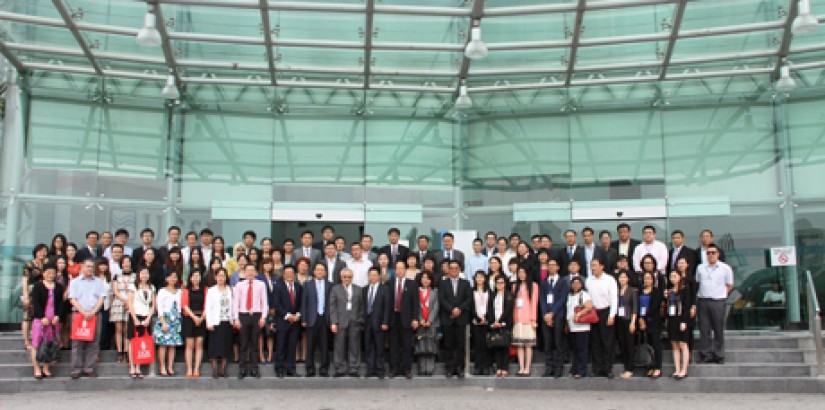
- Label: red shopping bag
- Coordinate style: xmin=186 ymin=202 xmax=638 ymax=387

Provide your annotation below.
xmin=130 ymin=328 xmax=155 ymax=365
xmin=71 ymin=313 xmax=96 ymax=341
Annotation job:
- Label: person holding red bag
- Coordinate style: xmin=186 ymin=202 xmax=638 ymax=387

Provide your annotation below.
xmin=29 ymin=263 xmax=64 ymax=379
xmin=68 ymin=259 xmax=107 ymax=379
xmin=127 ymin=267 xmax=156 ymax=379
xmin=566 ymin=276 xmax=593 ymax=379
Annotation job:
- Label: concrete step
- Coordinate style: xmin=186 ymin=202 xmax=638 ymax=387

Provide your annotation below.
xmin=0 ymin=360 xmax=812 ymax=379
xmin=1 ymin=374 xmax=823 ymax=395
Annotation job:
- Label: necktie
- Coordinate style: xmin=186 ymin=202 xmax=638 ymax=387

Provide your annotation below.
xmin=304 ymin=248 xmax=310 ymax=257
xmin=420 ymin=251 xmax=425 ymax=259
xmin=345 ymin=286 xmax=351 ymax=310
xmin=452 ymin=278 xmax=458 ymax=295
xmin=368 ymin=285 xmax=375 ymax=314
xmin=568 ymin=246 xmax=573 ymax=258
xmin=395 ymin=280 xmax=402 ymax=311
xmin=550 ymin=278 xmax=555 ymax=289
xmin=289 ymin=283 xmax=295 ymax=307
xmin=318 ymin=281 xmax=324 ymax=315
xmin=447 ymin=251 xmax=452 ymax=260
xmin=246 ymin=280 xmax=253 ymax=311
xmin=392 ymin=245 xmax=397 ymax=256
xmin=672 ymin=248 xmax=679 ymax=267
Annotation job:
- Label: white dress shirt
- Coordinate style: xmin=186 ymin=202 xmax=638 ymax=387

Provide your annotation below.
xmin=632 ymin=240 xmax=669 ymax=273
xmin=585 ymin=273 xmax=618 ymax=318
xmin=346 ymin=257 xmax=372 ymax=288
xmin=696 ymin=261 xmax=734 ymax=300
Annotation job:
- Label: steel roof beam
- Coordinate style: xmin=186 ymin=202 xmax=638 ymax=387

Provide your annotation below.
xmin=774 ymin=0 xmax=799 ymax=79
xmin=257 ymin=0 xmax=277 ymax=86
xmin=364 ymin=0 xmax=375 ymax=88
xmin=658 ymin=0 xmax=687 ymax=80
xmin=0 ymin=39 xmax=26 ymax=74
xmin=564 ymin=0 xmax=586 ymax=87
xmin=457 ymin=0 xmax=486 ymax=81
xmin=147 ymin=1 xmax=182 ymax=86
xmin=52 ymin=0 xmax=102 ymax=75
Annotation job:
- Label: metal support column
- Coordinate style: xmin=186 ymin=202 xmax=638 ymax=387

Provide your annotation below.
xmin=774 ymin=98 xmax=800 ymax=323
xmin=164 ymin=103 xmax=184 ymax=229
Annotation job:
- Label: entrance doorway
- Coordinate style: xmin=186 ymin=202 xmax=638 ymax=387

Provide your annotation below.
xmin=271 ymin=221 xmax=364 ymax=246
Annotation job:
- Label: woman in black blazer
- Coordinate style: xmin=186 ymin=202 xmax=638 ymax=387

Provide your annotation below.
xmin=616 ymin=271 xmax=638 ymax=379
xmin=667 ymin=270 xmax=694 ymax=379
xmin=29 ymin=264 xmax=65 ymax=379
xmin=638 ymin=271 xmax=664 ymax=378
xmin=470 ymin=271 xmax=491 ymax=376
xmin=486 ymin=275 xmax=514 ymax=378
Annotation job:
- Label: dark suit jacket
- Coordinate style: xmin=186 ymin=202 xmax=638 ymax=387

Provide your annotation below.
xmin=434 ymin=249 xmax=465 ymax=270
xmin=558 ymin=245 xmax=587 ymax=277
xmin=363 ymin=283 xmax=392 ymax=329
xmin=312 ymin=239 xmax=334 ymax=252
xmin=319 ymin=257 xmax=347 ymax=284
xmin=539 ymin=275 xmax=569 ymax=318
xmin=602 ymin=247 xmax=619 ymax=273
xmin=438 ymin=277 xmax=472 ymax=326
xmin=610 ymin=238 xmax=641 ymax=263
xmin=301 ymin=278 xmax=332 ymax=327
xmin=379 ymin=244 xmax=410 ymax=265
xmin=75 ymin=245 xmax=102 ymax=263
xmin=387 ymin=278 xmax=421 ymax=329
xmin=293 ymin=247 xmax=322 ymax=267
xmin=668 ymin=245 xmax=698 ymax=278
xmin=638 ymin=287 xmax=664 ymax=332
xmin=582 ymin=245 xmax=608 ymax=277
xmin=485 ymin=292 xmax=515 ymax=329
xmin=273 ymin=280 xmax=303 ymax=328
xmin=30 ymin=282 xmax=65 ymax=319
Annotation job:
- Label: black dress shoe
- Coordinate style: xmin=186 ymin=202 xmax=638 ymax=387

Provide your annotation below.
xmin=286 ymin=371 xmax=297 ymax=377
xmin=473 ymin=369 xmax=482 ymax=376
xmin=319 ymin=371 xmax=329 ymax=377
xmin=333 ymin=372 xmax=345 ymax=378
xmin=606 ymin=372 xmax=615 ymax=379
xmin=542 ymin=370 xmax=554 ymax=377
xmin=276 ymin=372 xmax=284 ymax=378
xmin=378 ymin=373 xmax=385 ymax=380
xmin=305 ymin=371 xmax=316 ymax=378
xmin=349 ymin=371 xmax=359 ymax=378
xmin=238 ymin=370 xmax=246 ymax=379
xmin=456 ymin=369 xmax=465 ymax=379
xmin=554 ymin=368 xmax=564 ymax=378
xmin=716 ymin=358 xmax=725 ymax=365
xmin=404 ymin=371 xmax=412 ymax=379
xmin=252 ymin=370 xmax=261 ymax=379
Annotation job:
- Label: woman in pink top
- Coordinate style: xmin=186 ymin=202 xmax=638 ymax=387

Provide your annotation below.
xmin=511 ymin=266 xmax=539 ymax=376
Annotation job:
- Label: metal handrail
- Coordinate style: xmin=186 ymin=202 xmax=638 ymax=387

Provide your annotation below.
xmin=806 ymin=270 xmax=824 ymax=377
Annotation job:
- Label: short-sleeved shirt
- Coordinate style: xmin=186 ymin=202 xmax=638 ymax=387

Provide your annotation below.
xmin=566 ymin=291 xmax=592 ymax=333
xmin=696 ymin=261 xmax=734 ymax=300
xmin=68 ymin=275 xmax=107 ymax=312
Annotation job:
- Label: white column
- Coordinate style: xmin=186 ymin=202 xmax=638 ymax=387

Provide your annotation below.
xmin=1 ymin=67 xmax=25 ymax=322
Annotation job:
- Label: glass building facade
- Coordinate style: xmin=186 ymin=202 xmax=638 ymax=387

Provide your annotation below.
xmin=1 ymin=0 xmax=825 ymax=326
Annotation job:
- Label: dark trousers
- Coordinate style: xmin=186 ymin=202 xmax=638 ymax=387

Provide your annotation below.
xmin=443 ymin=321 xmax=467 ymax=371
xmin=698 ymin=298 xmax=726 ymax=360
xmin=540 ymin=314 xmax=566 ymax=372
xmin=615 ymin=317 xmax=635 ymax=372
xmin=471 ymin=324 xmax=490 ymax=371
xmin=305 ymin=314 xmax=330 ymax=375
xmin=238 ymin=313 xmax=261 ymax=373
xmin=590 ymin=308 xmax=615 ymax=375
xmin=569 ymin=331 xmax=590 ymax=376
xmin=364 ymin=316 xmax=386 ymax=376
xmin=492 ymin=345 xmax=509 ymax=371
xmin=644 ymin=326 xmax=663 ymax=369
xmin=389 ymin=312 xmax=413 ymax=374
xmin=275 ymin=322 xmax=300 ymax=373
xmin=98 ymin=309 xmax=112 ymax=351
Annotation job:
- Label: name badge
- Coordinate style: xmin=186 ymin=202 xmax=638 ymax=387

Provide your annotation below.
xmin=618 ymin=306 xmax=626 ymax=317
xmin=516 ymin=298 xmax=524 ymax=308
xmin=668 ymin=305 xmax=677 ymax=317
xmin=640 ymin=307 xmax=648 ymax=316
xmin=547 ymin=294 xmax=554 ymax=305
xmin=346 ymin=302 xmax=352 ymax=311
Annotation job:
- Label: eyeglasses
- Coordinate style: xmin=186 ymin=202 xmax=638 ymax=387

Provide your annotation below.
xmin=707 ymin=251 xmax=718 ymax=255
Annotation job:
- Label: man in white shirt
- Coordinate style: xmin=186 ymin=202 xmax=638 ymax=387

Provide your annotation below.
xmin=495 ymin=237 xmax=516 ymax=277
xmin=181 ymin=231 xmax=198 ymax=265
xmin=464 ymin=239 xmax=489 ymax=277
xmin=103 ymin=228 xmax=133 ymax=259
xmin=632 ymin=225 xmax=669 ymax=274
xmin=696 ymin=244 xmax=734 ymax=364
xmin=199 ymin=228 xmax=214 ymax=268
xmin=345 ymin=243 xmax=373 ymax=288
xmin=334 ymin=236 xmax=352 ymax=261
xmin=585 ymin=259 xmax=617 ymax=379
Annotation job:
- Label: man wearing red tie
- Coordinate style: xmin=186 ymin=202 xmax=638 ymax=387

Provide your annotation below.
xmin=275 ymin=265 xmax=303 ymax=378
xmin=232 ymin=264 xmax=268 ymax=379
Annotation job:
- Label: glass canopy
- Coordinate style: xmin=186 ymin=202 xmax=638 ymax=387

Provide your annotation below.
xmin=1 ymin=0 xmax=824 ymax=112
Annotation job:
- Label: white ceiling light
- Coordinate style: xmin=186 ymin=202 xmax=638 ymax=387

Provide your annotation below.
xmin=775 ymin=64 xmax=797 ymax=93
xmin=136 ymin=6 xmax=162 ymax=47
xmin=161 ymin=72 xmax=180 ymax=99
xmin=454 ymin=81 xmax=472 ymax=109
xmin=792 ymin=0 xmax=820 ymax=35
xmin=464 ymin=24 xmax=488 ymax=60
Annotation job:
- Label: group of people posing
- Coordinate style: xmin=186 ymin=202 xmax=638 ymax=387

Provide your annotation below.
xmin=20 ymin=223 xmax=734 ymax=381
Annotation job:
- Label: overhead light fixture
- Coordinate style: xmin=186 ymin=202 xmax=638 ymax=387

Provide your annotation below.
xmin=136 ymin=6 xmax=162 ymax=47
xmin=792 ymin=0 xmax=820 ymax=35
xmin=464 ymin=23 xmax=488 ymax=60
xmin=775 ymin=64 xmax=797 ymax=92
xmin=161 ymin=71 xmax=180 ymax=99
xmin=454 ymin=81 xmax=472 ymax=109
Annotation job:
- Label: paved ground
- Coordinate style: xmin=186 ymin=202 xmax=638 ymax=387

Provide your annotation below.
xmin=1 ymin=388 xmax=822 ymax=409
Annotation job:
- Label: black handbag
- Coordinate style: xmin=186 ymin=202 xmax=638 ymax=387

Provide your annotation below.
xmin=485 ymin=328 xmax=512 ymax=348
xmin=36 ymin=325 xmax=60 ymax=364
xmin=634 ymin=331 xmax=655 ymax=368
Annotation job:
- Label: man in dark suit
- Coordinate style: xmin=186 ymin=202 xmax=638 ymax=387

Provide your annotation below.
xmin=482 ymin=231 xmax=498 ymax=256
xmin=434 ymin=232 xmax=465 ymax=270
xmin=415 ymin=235 xmax=433 ymax=261
xmin=598 ymin=230 xmax=619 ymax=274
xmin=301 ymin=263 xmax=332 ymax=377
xmin=387 ymin=260 xmax=420 ymax=379
xmin=581 ymin=227 xmax=608 ymax=278
xmin=156 ymin=226 xmax=181 ymax=264
xmin=313 ymin=225 xmax=335 ymax=251
xmin=273 ymin=265 xmax=302 ymax=378
xmin=363 ymin=267 xmax=391 ymax=379
xmin=539 ymin=258 xmax=569 ymax=377
xmin=438 ymin=260 xmax=472 ymax=378
xmin=132 ymin=228 xmax=157 ymax=269
xmin=669 ymin=229 xmax=698 ymax=277
xmin=320 ymin=243 xmax=347 ymax=285
xmin=558 ymin=230 xmax=587 ymax=277
xmin=379 ymin=227 xmax=410 ymax=266
xmin=610 ymin=223 xmax=641 ymax=265
xmin=699 ymin=229 xmax=726 ymax=265
xmin=75 ymin=230 xmax=102 ymax=262
xmin=329 ymin=268 xmax=364 ymax=377
xmin=294 ymin=230 xmax=322 ymax=267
